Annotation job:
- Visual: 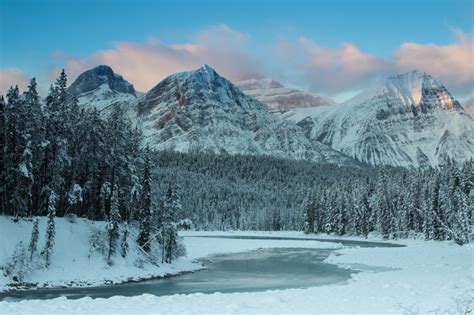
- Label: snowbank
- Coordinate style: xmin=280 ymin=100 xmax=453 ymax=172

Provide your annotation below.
xmin=1 ymin=227 xmax=472 ymax=314
xmin=0 ymin=216 xmax=200 ymax=291
xmin=0 ymin=218 xmax=341 ymax=292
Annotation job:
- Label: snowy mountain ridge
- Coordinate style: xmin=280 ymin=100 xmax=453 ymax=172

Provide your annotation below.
xmin=133 ymin=64 xmax=356 ymax=165
xmin=68 ymin=65 xmax=137 ymax=111
xmin=294 ymin=70 xmax=474 ymax=167
xmin=70 ymin=65 xmax=473 ymax=168
xmin=237 ymin=77 xmax=335 ymax=111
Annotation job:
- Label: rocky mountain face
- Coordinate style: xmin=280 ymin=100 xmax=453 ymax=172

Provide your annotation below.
xmin=237 ymin=78 xmax=335 ymax=111
xmin=294 ymin=70 xmax=474 ymax=168
xmin=134 ymin=65 xmax=355 ymax=165
xmin=68 ymin=65 xmax=137 ymax=111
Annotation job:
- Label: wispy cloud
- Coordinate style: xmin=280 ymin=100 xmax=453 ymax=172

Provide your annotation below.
xmin=276 ymin=29 xmax=474 ymax=98
xmin=5 ymin=26 xmax=473 ymax=100
xmin=278 ymin=37 xmax=389 ymax=94
xmin=54 ymin=24 xmax=259 ymax=92
xmin=394 ymin=29 xmax=474 ymax=95
xmin=0 ymin=68 xmax=30 ymax=95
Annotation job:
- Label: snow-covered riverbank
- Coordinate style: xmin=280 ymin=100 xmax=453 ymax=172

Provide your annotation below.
xmin=0 ymin=217 xmax=342 ymax=292
xmin=1 ymin=228 xmax=473 ymax=314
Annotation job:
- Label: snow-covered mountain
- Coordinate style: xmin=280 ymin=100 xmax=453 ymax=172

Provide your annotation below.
xmin=463 ymin=97 xmax=474 ymax=117
xmin=135 ymin=65 xmax=355 ymax=164
xmin=237 ymin=78 xmax=335 ymax=111
xmin=68 ymin=65 xmax=137 ymax=111
xmin=294 ymin=70 xmax=474 ymax=167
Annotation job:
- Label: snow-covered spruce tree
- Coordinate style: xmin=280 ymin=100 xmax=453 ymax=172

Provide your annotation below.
xmin=28 ymin=217 xmax=39 ymax=261
xmin=137 ymin=148 xmax=153 ymax=253
xmin=4 ymin=85 xmax=30 ymax=218
xmin=4 ymin=241 xmax=29 ymax=282
xmin=451 ymin=187 xmax=471 ymax=245
xmin=302 ymin=191 xmax=315 ymax=234
xmin=162 ymin=183 xmax=181 ymax=263
xmin=352 ymin=185 xmax=369 ymax=238
xmin=120 ymin=222 xmax=129 ymax=258
xmin=23 ymin=78 xmax=44 ymax=216
xmin=107 ymin=185 xmax=121 ymax=263
xmin=431 ymin=174 xmax=446 ymax=241
xmin=42 ymin=192 xmax=57 ymax=267
xmin=0 ymin=96 xmax=5 ymax=215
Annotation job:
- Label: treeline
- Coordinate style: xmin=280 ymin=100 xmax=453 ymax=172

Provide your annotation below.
xmin=302 ymin=161 xmax=473 ymax=244
xmin=0 ymin=71 xmax=182 ymax=267
xmin=152 ymin=151 xmax=370 ymax=230
xmin=0 ymin=71 xmax=142 ymax=221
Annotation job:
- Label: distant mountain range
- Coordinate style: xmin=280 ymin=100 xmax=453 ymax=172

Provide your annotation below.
xmin=236 ymin=78 xmax=335 ymax=111
xmin=69 ymin=65 xmax=474 ymax=168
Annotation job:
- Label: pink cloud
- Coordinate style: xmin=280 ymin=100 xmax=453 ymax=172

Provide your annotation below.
xmin=394 ymin=29 xmax=474 ymax=95
xmin=277 ymin=29 xmax=473 ymax=98
xmin=56 ymin=24 xmax=259 ymax=92
xmin=279 ymin=37 xmax=390 ymax=93
xmin=0 ymin=68 xmax=30 ymax=95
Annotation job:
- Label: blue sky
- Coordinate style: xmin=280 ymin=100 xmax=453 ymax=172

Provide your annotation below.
xmin=1 ymin=0 xmax=473 ymax=101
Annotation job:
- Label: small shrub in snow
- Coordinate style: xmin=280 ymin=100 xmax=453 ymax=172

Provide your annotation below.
xmin=173 ymin=237 xmax=187 ymax=259
xmin=177 ymin=219 xmax=193 ymax=230
xmin=64 ymin=213 xmax=78 ymax=224
xmin=3 ymin=242 xmax=30 ymax=282
xmin=67 ymin=183 xmax=83 ymax=206
xmin=88 ymin=227 xmax=107 ymax=259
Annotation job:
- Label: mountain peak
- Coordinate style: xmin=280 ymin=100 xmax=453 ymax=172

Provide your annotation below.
xmin=199 ymin=64 xmax=216 ymax=73
xmin=68 ymin=65 xmax=136 ymax=97
xmin=68 ymin=65 xmax=137 ymax=111
xmin=345 ymin=70 xmax=461 ymax=113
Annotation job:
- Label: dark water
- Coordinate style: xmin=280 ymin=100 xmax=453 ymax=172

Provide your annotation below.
xmin=189 ymin=235 xmax=405 ymax=248
xmin=0 ymin=237 xmax=402 ymax=301
xmin=1 ymin=248 xmax=354 ymax=301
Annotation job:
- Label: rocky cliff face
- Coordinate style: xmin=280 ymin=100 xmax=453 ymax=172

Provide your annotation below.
xmin=68 ymin=65 xmax=137 ymax=111
xmin=135 ymin=65 xmax=356 ymax=165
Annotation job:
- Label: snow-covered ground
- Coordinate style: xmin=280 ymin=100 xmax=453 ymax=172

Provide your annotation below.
xmin=0 ymin=218 xmax=341 ymax=292
xmin=0 ymin=216 xmax=201 ymax=291
xmin=1 ymin=227 xmax=473 ymax=314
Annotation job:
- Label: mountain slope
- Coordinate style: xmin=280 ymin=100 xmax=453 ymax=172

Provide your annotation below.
xmin=463 ymin=97 xmax=474 ymax=117
xmin=295 ymin=70 xmax=474 ymax=167
xmin=68 ymin=65 xmax=137 ymax=111
xmin=237 ymin=78 xmax=335 ymax=111
xmin=135 ymin=65 xmax=356 ymax=165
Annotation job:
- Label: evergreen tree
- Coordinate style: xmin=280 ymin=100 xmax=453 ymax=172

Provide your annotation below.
xmin=43 ymin=192 xmax=56 ymax=267
xmin=451 ymin=188 xmax=470 ymax=245
xmin=0 ymin=96 xmax=6 ymax=214
xmin=120 ymin=222 xmax=129 ymax=258
xmin=137 ymin=149 xmax=153 ymax=252
xmin=28 ymin=217 xmax=39 ymax=261
xmin=431 ymin=174 xmax=446 ymax=240
xmin=107 ymin=185 xmax=121 ymax=263
xmin=302 ymin=191 xmax=315 ymax=234
xmin=162 ymin=183 xmax=180 ymax=263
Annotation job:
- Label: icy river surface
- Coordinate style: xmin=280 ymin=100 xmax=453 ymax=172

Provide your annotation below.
xmin=1 ymin=236 xmax=402 ymax=301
